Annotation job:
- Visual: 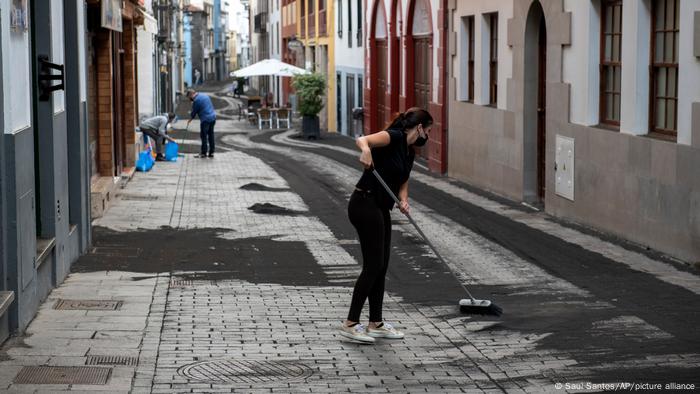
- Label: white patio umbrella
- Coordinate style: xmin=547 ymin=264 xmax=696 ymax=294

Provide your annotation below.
xmin=230 ymin=59 xmax=309 ymax=77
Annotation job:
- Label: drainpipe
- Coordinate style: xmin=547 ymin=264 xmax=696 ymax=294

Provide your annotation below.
xmin=214 ymin=0 xmax=222 ymax=79
xmin=441 ymin=0 xmax=449 ymax=174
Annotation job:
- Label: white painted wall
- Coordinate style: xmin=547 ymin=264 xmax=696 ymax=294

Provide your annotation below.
xmin=334 ymin=0 xmax=363 ymax=70
xmin=137 ymin=28 xmax=156 ymax=118
xmin=78 ymin=0 xmax=87 ymax=103
xmin=620 ymin=0 xmax=651 ymax=136
xmin=51 ymin=1 xmax=65 ymax=114
xmin=452 ymin=0 xmax=513 ymax=110
xmin=562 ymin=0 xmax=599 ymax=126
xmin=677 ymin=0 xmax=700 ymax=145
xmin=1 ymin=0 xmax=32 ymax=134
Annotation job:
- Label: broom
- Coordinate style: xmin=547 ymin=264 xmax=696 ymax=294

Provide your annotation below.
xmin=372 ymin=169 xmax=503 ymax=317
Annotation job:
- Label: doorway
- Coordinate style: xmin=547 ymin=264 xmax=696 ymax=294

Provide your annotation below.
xmin=412 ymin=36 xmax=431 ymax=111
xmin=523 ymin=1 xmax=546 ymax=204
xmin=375 ymin=39 xmax=389 ymax=129
xmin=346 ymin=74 xmax=355 ymax=136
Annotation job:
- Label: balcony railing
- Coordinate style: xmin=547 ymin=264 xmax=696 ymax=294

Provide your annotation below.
xmin=308 ymin=12 xmax=315 ymax=37
xmin=319 ymin=8 xmax=326 ymax=36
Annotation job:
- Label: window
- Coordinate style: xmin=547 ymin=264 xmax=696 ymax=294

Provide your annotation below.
xmin=467 ymin=16 xmax=475 ymax=101
xmin=600 ymin=0 xmax=622 ymax=125
xmin=337 ymin=0 xmax=343 ymax=37
xmin=650 ymin=0 xmax=679 ymax=136
xmin=348 ymin=0 xmax=353 ymax=47
xmin=488 ymin=13 xmax=498 ymax=106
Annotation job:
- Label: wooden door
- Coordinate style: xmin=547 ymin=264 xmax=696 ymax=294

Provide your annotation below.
xmin=537 ymin=21 xmax=547 ymax=200
xmin=346 ymin=74 xmax=355 ymax=135
xmin=112 ymin=31 xmax=124 ymax=176
xmin=413 ymin=36 xmax=431 ymax=110
xmin=375 ymin=39 xmax=388 ymax=129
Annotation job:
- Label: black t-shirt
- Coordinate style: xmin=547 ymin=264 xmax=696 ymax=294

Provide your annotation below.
xmin=356 ymin=128 xmax=415 ymax=210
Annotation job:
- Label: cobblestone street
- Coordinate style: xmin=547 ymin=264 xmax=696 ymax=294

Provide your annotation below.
xmin=0 ymin=100 xmax=699 ymax=393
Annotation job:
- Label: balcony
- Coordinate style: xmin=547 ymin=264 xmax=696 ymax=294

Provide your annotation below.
xmin=319 ymin=8 xmax=326 ymax=36
xmin=308 ymin=12 xmax=315 ymax=37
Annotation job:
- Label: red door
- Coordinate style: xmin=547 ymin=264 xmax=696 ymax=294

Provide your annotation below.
xmin=375 ymin=39 xmax=389 ymax=130
xmin=413 ymin=36 xmax=431 ymax=111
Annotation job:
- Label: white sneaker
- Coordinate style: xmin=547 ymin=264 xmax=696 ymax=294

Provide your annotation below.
xmin=338 ymin=323 xmax=375 ymax=344
xmin=366 ymin=322 xmax=405 ymax=339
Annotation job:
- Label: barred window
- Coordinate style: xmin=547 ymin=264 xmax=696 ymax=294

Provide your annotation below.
xmin=600 ymin=0 xmax=622 ymax=126
xmin=488 ymin=13 xmax=498 ymax=106
xmin=650 ymin=0 xmax=679 ymax=136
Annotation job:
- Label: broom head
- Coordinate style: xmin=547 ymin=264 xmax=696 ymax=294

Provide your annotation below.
xmin=459 ymin=299 xmax=503 ymax=317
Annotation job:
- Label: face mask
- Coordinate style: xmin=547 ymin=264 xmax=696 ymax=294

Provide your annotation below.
xmin=414 ymin=127 xmax=429 ymax=147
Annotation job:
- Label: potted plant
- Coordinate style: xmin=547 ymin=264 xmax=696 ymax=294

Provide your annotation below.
xmin=292 ymin=72 xmax=326 ymax=139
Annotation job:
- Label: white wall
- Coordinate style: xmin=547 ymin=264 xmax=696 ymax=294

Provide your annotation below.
xmin=137 ymin=28 xmax=155 ymax=118
xmin=451 ymin=0 xmax=513 ymax=110
xmin=562 ymin=0 xmax=599 ymax=126
xmin=677 ymin=0 xmax=700 ymax=145
xmin=78 ymin=0 xmax=86 ymax=103
xmin=334 ymin=0 xmax=363 ymax=70
xmin=1 ymin=0 xmax=32 ymax=134
xmin=51 ymin=1 xmax=65 ymax=114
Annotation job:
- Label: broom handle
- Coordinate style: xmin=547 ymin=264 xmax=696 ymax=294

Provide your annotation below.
xmin=371 ymin=169 xmax=476 ymax=301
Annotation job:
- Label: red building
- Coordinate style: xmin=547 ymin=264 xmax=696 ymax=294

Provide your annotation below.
xmin=364 ymin=0 xmax=448 ymax=173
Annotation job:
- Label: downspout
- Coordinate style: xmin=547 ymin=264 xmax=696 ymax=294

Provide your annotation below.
xmin=441 ymin=0 xmax=449 ymax=174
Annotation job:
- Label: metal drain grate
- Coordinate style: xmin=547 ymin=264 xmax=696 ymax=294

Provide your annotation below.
xmin=178 ymin=359 xmax=313 ymax=384
xmin=118 ymin=194 xmax=159 ymax=201
xmin=86 ymin=355 xmax=138 ymax=366
xmin=54 ymin=299 xmax=123 ymax=311
xmin=13 ymin=366 xmax=111 ymax=385
xmin=170 ymin=278 xmax=193 ymax=287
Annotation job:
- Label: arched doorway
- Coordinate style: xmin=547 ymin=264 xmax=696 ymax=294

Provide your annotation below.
xmin=390 ymin=0 xmax=402 ymax=114
xmin=370 ymin=0 xmax=389 ymax=131
xmin=406 ymin=0 xmax=432 ymax=111
xmin=523 ymin=1 xmax=547 ymax=204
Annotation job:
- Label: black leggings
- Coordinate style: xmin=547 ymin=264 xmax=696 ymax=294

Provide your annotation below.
xmin=347 ymin=190 xmax=392 ymax=322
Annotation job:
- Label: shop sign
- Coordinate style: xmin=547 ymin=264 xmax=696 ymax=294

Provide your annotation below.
xmin=101 ymin=0 xmax=123 ymax=32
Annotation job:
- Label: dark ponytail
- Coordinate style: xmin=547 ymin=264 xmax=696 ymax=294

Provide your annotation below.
xmin=385 ymin=107 xmax=433 ymax=131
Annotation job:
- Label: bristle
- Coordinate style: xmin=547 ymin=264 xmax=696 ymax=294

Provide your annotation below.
xmin=460 ymin=302 xmax=503 ymax=317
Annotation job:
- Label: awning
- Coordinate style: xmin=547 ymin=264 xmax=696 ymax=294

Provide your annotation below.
xmin=139 ymin=9 xmax=158 ymax=35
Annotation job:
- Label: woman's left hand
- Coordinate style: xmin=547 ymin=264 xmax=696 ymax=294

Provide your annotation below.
xmin=398 ymin=200 xmax=410 ymax=215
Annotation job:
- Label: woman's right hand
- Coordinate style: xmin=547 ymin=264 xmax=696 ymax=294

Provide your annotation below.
xmin=359 ymin=148 xmax=373 ymax=169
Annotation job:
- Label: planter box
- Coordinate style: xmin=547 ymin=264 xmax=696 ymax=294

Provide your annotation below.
xmin=302 ymin=115 xmax=320 ymax=139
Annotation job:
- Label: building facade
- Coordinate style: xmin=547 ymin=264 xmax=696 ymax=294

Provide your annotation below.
xmin=1 ymin=0 xmax=91 ymax=342
xmin=281 ymin=0 xmax=299 ymax=107
xmin=447 ymin=0 xmax=700 ymax=262
xmin=137 ymin=0 xmax=159 ymax=119
xmin=334 ymin=0 xmax=364 ymax=135
xmin=87 ymin=0 xmax=146 ymax=218
xmin=298 ymin=0 xmax=336 ymax=131
xmin=364 ymin=0 xmax=449 ymax=172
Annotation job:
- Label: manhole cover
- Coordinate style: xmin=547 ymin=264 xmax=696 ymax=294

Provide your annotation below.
xmin=54 ymin=299 xmax=123 ymax=310
xmin=86 ymin=355 xmax=138 ymax=366
xmin=14 ymin=366 xmax=111 ymax=385
xmin=178 ymin=359 xmax=313 ymax=384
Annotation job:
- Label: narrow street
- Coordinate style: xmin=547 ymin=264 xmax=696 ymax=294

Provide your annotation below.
xmin=1 ymin=91 xmax=698 ymax=393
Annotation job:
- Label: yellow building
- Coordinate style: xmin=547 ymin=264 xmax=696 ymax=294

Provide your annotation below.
xmin=297 ymin=0 xmax=336 ymax=132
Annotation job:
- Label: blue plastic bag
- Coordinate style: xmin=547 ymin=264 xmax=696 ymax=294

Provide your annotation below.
xmin=165 ymin=142 xmax=179 ymax=162
xmin=136 ymin=149 xmax=154 ymax=172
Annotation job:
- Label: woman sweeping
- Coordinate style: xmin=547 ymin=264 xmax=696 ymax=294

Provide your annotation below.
xmin=340 ymin=107 xmax=434 ymax=343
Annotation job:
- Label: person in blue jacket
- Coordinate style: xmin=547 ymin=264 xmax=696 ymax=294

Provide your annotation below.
xmin=186 ymin=89 xmax=217 ymax=158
